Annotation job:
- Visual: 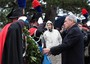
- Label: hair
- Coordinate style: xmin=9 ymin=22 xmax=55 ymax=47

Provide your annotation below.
xmin=67 ymin=15 xmax=77 ymax=23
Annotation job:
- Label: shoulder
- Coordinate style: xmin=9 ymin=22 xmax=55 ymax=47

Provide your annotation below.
xmin=68 ymin=26 xmax=83 ymax=37
xmin=43 ymin=30 xmax=48 ymax=34
xmin=71 ymin=26 xmax=81 ymax=33
xmin=53 ymin=29 xmax=60 ymax=32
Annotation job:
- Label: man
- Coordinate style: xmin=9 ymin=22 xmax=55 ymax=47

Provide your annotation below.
xmin=43 ymin=20 xmax=62 ymax=64
xmin=29 ymin=14 xmax=44 ymax=47
xmin=43 ymin=15 xmax=84 ymax=64
xmin=43 ymin=20 xmax=62 ymax=48
xmin=0 ymin=8 xmax=27 ymax=64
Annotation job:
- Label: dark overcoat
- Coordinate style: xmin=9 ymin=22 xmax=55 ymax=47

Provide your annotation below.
xmin=50 ymin=24 xmax=84 ymax=64
xmin=2 ymin=21 xmax=24 ymax=64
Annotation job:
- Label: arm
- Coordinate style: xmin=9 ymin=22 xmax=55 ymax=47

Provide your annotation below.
xmin=57 ymin=31 xmax=62 ymax=44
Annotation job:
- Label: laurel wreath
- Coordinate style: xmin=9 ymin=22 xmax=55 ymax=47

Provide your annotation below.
xmin=23 ymin=27 xmax=43 ymax=64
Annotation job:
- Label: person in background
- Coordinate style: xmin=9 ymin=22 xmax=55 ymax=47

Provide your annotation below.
xmin=43 ymin=20 xmax=62 ymax=64
xmin=28 ymin=16 xmax=39 ymax=42
xmin=43 ymin=15 xmax=84 ymax=64
xmin=78 ymin=23 xmax=89 ymax=47
xmin=81 ymin=8 xmax=89 ymax=24
xmin=81 ymin=8 xmax=89 ymax=20
xmin=29 ymin=13 xmax=45 ymax=47
xmin=78 ymin=23 xmax=90 ymax=64
xmin=31 ymin=0 xmax=42 ymax=17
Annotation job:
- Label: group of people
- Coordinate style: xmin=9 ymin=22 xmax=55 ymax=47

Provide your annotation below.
xmin=28 ymin=9 xmax=90 ymax=64
xmin=26 ymin=12 xmax=89 ymax=64
xmin=43 ymin=15 xmax=85 ymax=64
xmin=0 ymin=1 xmax=90 ymax=64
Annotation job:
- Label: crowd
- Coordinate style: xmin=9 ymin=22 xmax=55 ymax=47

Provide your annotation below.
xmin=0 ymin=0 xmax=90 ymax=64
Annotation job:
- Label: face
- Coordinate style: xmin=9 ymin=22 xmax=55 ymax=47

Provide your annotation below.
xmin=63 ymin=16 xmax=74 ymax=30
xmin=47 ymin=23 xmax=52 ymax=29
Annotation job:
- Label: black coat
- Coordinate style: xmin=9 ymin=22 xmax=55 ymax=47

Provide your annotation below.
xmin=50 ymin=24 xmax=84 ymax=64
xmin=2 ymin=21 xmax=24 ymax=64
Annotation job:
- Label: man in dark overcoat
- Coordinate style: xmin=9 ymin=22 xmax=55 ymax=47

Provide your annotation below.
xmin=43 ymin=15 xmax=84 ymax=64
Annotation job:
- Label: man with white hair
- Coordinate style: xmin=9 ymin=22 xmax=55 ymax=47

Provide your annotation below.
xmin=43 ymin=15 xmax=84 ymax=64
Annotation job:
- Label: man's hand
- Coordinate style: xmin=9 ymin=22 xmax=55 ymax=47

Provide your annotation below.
xmin=43 ymin=48 xmax=50 ymax=55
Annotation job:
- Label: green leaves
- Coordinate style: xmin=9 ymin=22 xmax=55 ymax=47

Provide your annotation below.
xmin=0 ymin=8 xmax=12 ymax=27
xmin=45 ymin=0 xmax=90 ymax=14
xmin=23 ymin=27 xmax=43 ymax=64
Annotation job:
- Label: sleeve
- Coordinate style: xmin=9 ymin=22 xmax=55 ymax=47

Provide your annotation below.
xmin=57 ymin=31 xmax=62 ymax=44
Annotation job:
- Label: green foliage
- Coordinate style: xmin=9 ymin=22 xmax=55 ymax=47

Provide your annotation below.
xmin=23 ymin=27 xmax=43 ymax=64
xmin=0 ymin=0 xmax=90 ymax=26
xmin=0 ymin=0 xmax=16 ymax=7
xmin=45 ymin=0 xmax=90 ymax=13
xmin=0 ymin=0 xmax=90 ymax=13
xmin=0 ymin=8 xmax=12 ymax=27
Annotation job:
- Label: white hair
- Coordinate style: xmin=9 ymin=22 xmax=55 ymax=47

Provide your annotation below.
xmin=67 ymin=15 xmax=77 ymax=23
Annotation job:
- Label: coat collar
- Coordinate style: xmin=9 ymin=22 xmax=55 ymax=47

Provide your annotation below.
xmin=66 ymin=23 xmax=78 ymax=33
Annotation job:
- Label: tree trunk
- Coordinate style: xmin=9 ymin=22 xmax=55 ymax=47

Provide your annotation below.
xmin=44 ymin=5 xmax=57 ymax=23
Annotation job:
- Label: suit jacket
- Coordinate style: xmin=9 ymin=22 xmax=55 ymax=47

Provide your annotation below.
xmin=50 ymin=24 xmax=84 ymax=64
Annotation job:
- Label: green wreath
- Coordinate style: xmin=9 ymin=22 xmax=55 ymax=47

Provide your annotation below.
xmin=23 ymin=27 xmax=43 ymax=64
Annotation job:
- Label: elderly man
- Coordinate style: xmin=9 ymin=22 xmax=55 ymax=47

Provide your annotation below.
xmin=43 ymin=15 xmax=84 ymax=64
